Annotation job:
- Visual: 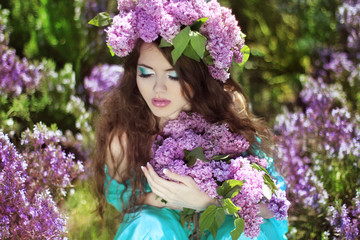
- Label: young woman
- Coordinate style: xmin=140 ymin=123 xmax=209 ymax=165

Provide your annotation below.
xmin=90 ymin=1 xmax=288 ymax=239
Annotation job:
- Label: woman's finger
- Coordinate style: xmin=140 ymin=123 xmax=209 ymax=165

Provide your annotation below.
xmin=141 ymin=166 xmax=167 ymax=198
xmin=146 ymin=163 xmax=177 ymax=189
xmin=163 ymin=169 xmax=197 ymax=188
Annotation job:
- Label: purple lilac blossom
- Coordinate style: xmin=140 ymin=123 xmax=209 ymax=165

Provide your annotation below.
xmin=0 ymin=46 xmax=43 ymax=96
xmin=327 ymin=203 xmax=359 ymax=240
xmin=167 ymin=0 xmax=199 ymax=26
xmin=118 ymin=0 xmax=137 ymax=12
xmin=266 ymin=187 xmax=290 ymax=220
xmin=106 ymin=11 xmax=139 ymax=57
xmin=230 ymin=157 xmax=265 ymax=238
xmin=150 ymin=111 xmax=288 ymax=238
xmin=0 ymin=131 xmax=68 ymax=239
xmin=20 ymin=123 xmax=84 ymax=200
xmin=136 ymin=7 xmax=160 ymax=42
xmin=137 ymin=0 xmax=163 ymax=17
xmin=84 ymin=64 xmax=124 ymax=105
xmin=0 ymin=14 xmax=43 ymax=96
xmin=158 ymin=8 xmax=180 ymax=43
xmin=338 ymin=0 xmax=360 ymax=51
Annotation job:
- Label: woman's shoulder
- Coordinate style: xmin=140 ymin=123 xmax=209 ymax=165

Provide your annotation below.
xmin=106 ymin=132 xmax=129 ymax=183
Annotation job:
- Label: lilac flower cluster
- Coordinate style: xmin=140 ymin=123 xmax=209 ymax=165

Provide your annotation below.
xmin=0 ymin=131 xmax=68 ymax=239
xmin=84 ymin=64 xmax=124 ymax=105
xmin=230 ymin=157 xmax=265 ymax=238
xmin=150 ymin=112 xmax=289 ymax=238
xmin=327 ymin=194 xmax=360 ymax=240
xmin=106 ymin=0 xmax=245 ymax=82
xmin=266 ymin=187 xmax=290 ymax=221
xmin=338 ymin=0 xmax=360 ymax=51
xmin=0 ymin=40 xmax=43 ymax=96
xmin=320 ymin=0 xmax=359 ymax=89
xmin=20 ymin=123 xmax=84 ymax=200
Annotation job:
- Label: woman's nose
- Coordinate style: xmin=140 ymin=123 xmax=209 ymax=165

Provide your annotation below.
xmin=153 ymin=77 xmax=167 ymax=93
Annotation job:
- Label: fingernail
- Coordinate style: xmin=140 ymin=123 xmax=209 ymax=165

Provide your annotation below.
xmin=163 ymin=169 xmax=167 ymax=174
xmin=147 ymin=162 xmax=150 ymax=167
xmin=141 ymin=166 xmax=145 ymax=171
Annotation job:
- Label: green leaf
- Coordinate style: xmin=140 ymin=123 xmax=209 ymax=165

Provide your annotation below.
xmin=50 ymin=123 xmax=58 ymax=132
xmin=88 ymin=12 xmax=112 ymax=27
xmin=190 ymin=17 xmax=209 ymax=31
xmin=159 ymin=38 xmax=172 ymax=48
xmin=189 ymin=31 xmax=207 ymax=59
xmin=171 ymin=48 xmax=184 ymax=65
xmin=230 ymin=218 xmax=245 ymax=240
xmin=180 ymin=208 xmax=196 ymax=227
xmin=199 ymin=206 xmax=225 ymax=239
xmin=221 ymin=198 xmax=241 ymax=214
xmin=183 ymin=44 xmax=201 ymax=62
xmin=212 ymin=154 xmax=231 ymax=161
xmin=107 ymin=45 xmax=115 ymax=57
xmin=7 ymin=95 xmax=31 ymax=121
xmin=161 ymin=199 xmax=168 ymax=204
xmin=252 ymin=163 xmax=268 ymax=173
xmin=209 ymin=208 xmax=226 ymax=239
xmin=217 ymin=180 xmax=244 ymax=199
xmin=171 ymin=26 xmax=191 ymax=64
xmin=238 ymin=45 xmax=250 ymax=67
xmin=199 ymin=205 xmax=217 ymax=232
xmin=252 ymin=163 xmax=277 ymax=195
xmin=264 ymin=174 xmax=277 ymax=195
xmin=203 ymin=51 xmax=214 ymax=65
xmin=183 ymin=147 xmax=208 ymax=167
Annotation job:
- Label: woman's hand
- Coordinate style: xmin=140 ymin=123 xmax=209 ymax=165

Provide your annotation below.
xmin=141 ymin=163 xmax=216 ymax=211
xmin=258 ymin=202 xmax=275 ymax=219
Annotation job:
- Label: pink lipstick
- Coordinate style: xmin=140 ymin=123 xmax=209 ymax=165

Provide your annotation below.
xmin=152 ymin=98 xmax=171 ymax=107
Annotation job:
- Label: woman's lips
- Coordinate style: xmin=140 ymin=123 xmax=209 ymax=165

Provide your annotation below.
xmin=151 ymin=98 xmax=171 ymax=108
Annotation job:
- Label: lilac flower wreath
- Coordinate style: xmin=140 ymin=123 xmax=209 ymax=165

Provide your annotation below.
xmin=89 ymin=0 xmax=250 ymax=82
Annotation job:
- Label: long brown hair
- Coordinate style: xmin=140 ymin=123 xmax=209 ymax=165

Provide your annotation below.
xmin=90 ymin=38 xmax=273 ymax=220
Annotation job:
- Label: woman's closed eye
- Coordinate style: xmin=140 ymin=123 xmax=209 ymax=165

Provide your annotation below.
xmin=167 ymin=70 xmax=178 ymax=81
xmin=138 ymin=66 xmax=154 ymax=78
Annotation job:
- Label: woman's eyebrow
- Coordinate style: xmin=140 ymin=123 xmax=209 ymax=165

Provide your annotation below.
xmin=138 ymin=64 xmax=153 ymax=69
xmin=138 ymin=63 xmax=175 ymax=72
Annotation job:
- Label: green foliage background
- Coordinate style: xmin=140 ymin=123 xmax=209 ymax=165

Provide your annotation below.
xmin=1 ymin=0 xmax=356 ymax=239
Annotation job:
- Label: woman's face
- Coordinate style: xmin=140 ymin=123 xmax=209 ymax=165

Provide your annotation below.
xmin=136 ymin=43 xmax=191 ymax=124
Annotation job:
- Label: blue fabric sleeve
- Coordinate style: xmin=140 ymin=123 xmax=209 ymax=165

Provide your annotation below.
xmin=253 ymin=147 xmax=288 ymax=239
xmin=104 ymin=165 xmax=133 ymax=212
xmin=104 ymin=165 xmax=151 ymax=212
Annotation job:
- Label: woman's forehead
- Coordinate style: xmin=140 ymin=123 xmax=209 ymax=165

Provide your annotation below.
xmin=138 ymin=43 xmax=173 ymax=70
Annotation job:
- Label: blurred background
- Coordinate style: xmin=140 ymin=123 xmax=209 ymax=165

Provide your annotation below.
xmin=0 ymin=0 xmax=359 ymax=239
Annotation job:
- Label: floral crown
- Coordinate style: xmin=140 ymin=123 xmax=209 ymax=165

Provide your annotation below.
xmin=89 ymin=0 xmax=249 ymax=82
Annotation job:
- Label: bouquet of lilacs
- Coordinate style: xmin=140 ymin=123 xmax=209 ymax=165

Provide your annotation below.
xmin=150 ymin=112 xmax=289 ymax=239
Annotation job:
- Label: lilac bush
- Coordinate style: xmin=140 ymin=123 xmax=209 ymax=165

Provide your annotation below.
xmin=0 ymin=29 xmax=43 ymax=96
xmin=0 ymin=130 xmax=68 ymax=239
xmin=0 ymin=6 xmax=94 ymax=165
xmin=274 ymin=0 xmax=360 ymax=238
xmin=20 ymin=123 xmax=84 ymax=200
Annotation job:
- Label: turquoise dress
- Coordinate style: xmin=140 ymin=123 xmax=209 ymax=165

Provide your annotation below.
xmin=104 ymin=155 xmax=288 ymax=240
